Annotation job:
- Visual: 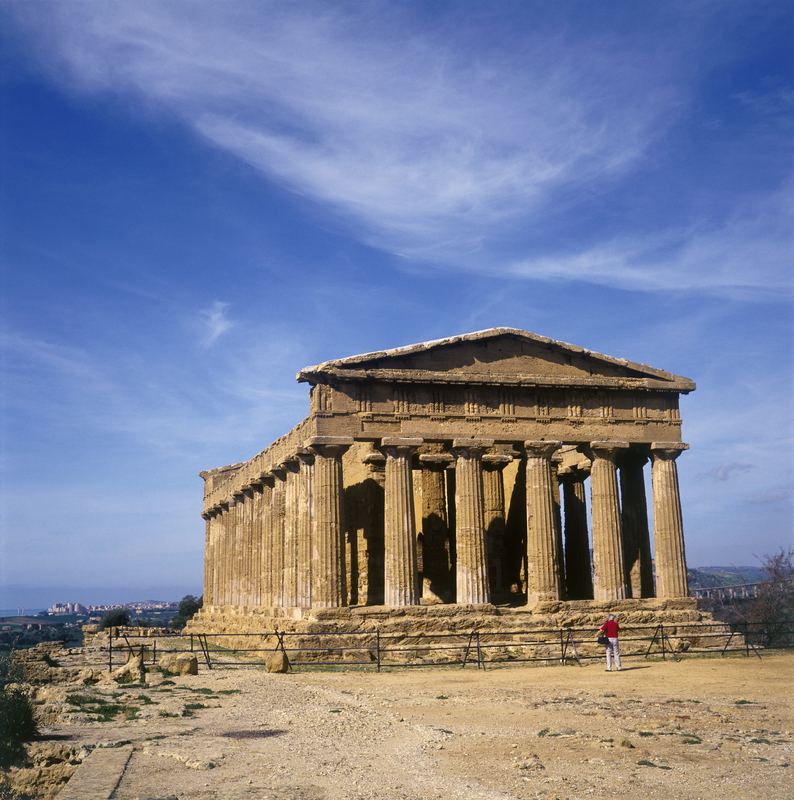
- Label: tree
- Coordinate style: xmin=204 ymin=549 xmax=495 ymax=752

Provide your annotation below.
xmin=747 ymin=546 xmax=794 ymax=644
xmin=99 ymin=608 xmax=130 ymax=631
xmin=0 ymin=646 xmax=38 ymax=769
xmin=171 ymin=595 xmax=203 ymax=630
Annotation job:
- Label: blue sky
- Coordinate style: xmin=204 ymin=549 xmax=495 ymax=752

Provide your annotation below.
xmin=1 ymin=1 xmax=792 ymax=609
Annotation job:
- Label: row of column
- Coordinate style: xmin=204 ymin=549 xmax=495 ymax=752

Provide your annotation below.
xmin=202 ymin=437 xmax=689 ymax=610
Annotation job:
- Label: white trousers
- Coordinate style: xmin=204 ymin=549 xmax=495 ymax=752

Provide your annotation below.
xmin=606 ymin=637 xmax=621 ymax=670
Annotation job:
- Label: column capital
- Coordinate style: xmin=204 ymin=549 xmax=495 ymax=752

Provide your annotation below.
xmin=482 ymin=454 xmax=513 ymax=470
xmin=305 ymin=436 xmax=354 ymax=458
xmin=268 ymin=464 xmax=287 ymax=480
xmin=452 ymin=438 xmax=494 ymax=457
xmin=419 ymin=452 xmax=454 ymax=464
xmin=651 ymin=442 xmax=689 ymax=461
xmin=588 ymin=441 xmax=629 ymax=461
xmin=524 ymin=440 xmax=562 ymax=458
xmin=294 ymin=450 xmax=315 ymax=467
xmin=201 ymin=510 xmax=212 ymax=521
xmin=280 ymin=458 xmax=300 ymax=474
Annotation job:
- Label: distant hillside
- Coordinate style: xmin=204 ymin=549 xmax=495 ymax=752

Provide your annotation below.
xmin=688 ymin=566 xmax=765 ymax=589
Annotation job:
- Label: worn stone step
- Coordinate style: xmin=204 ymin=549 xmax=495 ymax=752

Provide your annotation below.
xmin=56 ymin=744 xmax=133 ymax=800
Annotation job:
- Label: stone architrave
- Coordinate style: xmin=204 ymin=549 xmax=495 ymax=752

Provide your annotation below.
xmin=558 ymin=462 xmax=593 ymax=600
xmin=451 ymin=439 xmax=494 ymax=605
xmin=524 ymin=441 xmax=563 ymax=604
xmin=651 ymin=442 xmax=690 ymax=598
xmin=618 ymin=449 xmax=654 ymax=598
xmin=482 ymin=454 xmax=512 ymax=600
xmin=418 ymin=452 xmax=454 ymax=603
xmin=269 ymin=467 xmax=287 ymax=609
xmin=281 ymin=459 xmax=301 ymax=608
xmin=295 ymin=451 xmax=315 ymax=609
xmin=381 ymin=437 xmax=423 ymax=607
xmin=589 ymin=441 xmax=629 ymax=601
xmin=305 ymin=436 xmax=354 ymax=608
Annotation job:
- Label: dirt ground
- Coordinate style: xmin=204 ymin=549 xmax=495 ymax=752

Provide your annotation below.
xmin=40 ymin=649 xmax=793 ymax=800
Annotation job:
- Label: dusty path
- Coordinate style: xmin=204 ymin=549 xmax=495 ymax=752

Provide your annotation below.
xmin=51 ymin=652 xmax=793 ymax=800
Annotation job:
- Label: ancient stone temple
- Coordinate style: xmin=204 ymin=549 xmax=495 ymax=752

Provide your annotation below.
xmin=198 ymin=328 xmax=694 ymax=619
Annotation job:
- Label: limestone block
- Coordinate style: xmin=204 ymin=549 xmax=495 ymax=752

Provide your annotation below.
xmin=266 ymin=650 xmax=290 ymax=673
xmin=109 ymin=653 xmax=145 ymax=683
xmin=158 ymin=653 xmax=199 ymax=676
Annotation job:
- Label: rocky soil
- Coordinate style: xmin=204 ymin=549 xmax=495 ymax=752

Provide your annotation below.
xmin=6 ymin=647 xmax=792 ymax=800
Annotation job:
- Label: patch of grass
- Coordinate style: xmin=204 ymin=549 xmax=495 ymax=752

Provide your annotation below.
xmin=735 ymin=699 xmax=755 ymax=705
xmin=665 ymin=699 xmax=685 ymax=704
xmin=638 ymin=731 xmax=654 ymax=738
xmin=603 ymin=693 xmax=616 ymax=698
xmin=184 ymin=703 xmax=206 ymax=711
xmin=215 ymin=689 xmax=241 ymax=695
xmin=749 ymin=738 xmax=773 ymax=745
xmin=438 ymin=729 xmax=453 ymax=735
xmin=436 ymin=695 xmax=448 ymax=700
xmin=65 ymin=694 xmax=126 ymax=722
xmin=538 ymin=728 xmax=549 ymax=737
xmin=147 ymin=734 xmax=167 ymax=740
xmin=158 ymin=711 xmax=179 ymax=718
xmin=138 ymin=695 xmax=157 ymax=705
xmin=637 ymin=760 xmax=671 ymax=770
xmin=329 ymin=709 xmax=342 ymax=713
xmin=600 ymin=738 xmax=614 ymax=744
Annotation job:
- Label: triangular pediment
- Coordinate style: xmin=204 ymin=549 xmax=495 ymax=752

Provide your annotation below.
xmin=297 ymin=328 xmax=695 ymax=392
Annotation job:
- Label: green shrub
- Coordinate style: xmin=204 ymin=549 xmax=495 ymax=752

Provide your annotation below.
xmin=0 ymin=686 xmax=39 ymax=768
xmin=99 ymin=608 xmax=130 ymax=631
xmin=170 ymin=595 xmax=203 ymax=630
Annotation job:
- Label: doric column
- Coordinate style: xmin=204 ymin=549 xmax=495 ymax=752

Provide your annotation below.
xmin=295 ymin=451 xmax=315 ymax=609
xmin=524 ymin=441 xmax=563 ymax=604
xmin=651 ymin=442 xmax=690 ymax=598
xmin=242 ymin=486 xmax=255 ymax=607
xmin=482 ymin=454 xmax=512 ymax=600
xmin=269 ymin=466 xmax=287 ymax=608
xmin=219 ymin=499 xmax=231 ymax=606
xmin=452 ymin=439 xmax=494 ymax=605
xmin=201 ymin=509 xmax=214 ymax=607
xmin=418 ymin=452 xmax=454 ymax=603
xmin=281 ymin=459 xmax=301 ymax=608
xmin=381 ymin=437 xmax=423 ymax=607
xmin=249 ymin=479 xmax=265 ymax=607
xmin=558 ymin=461 xmax=593 ymax=600
xmin=360 ymin=452 xmax=386 ymax=605
xmin=232 ymin=490 xmax=246 ymax=606
xmin=618 ymin=449 xmax=654 ymax=598
xmin=589 ymin=441 xmax=629 ymax=601
xmin=258 ymin=475 xmax=274 ymax=607
xmin=305 ymin=436 xmax=354 ymax=608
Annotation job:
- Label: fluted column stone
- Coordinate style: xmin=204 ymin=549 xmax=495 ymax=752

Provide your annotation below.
xmin=258 ymin=476 xmax=274 ymax=607
xmin=295 ymin=451 xmax=315 ymax=609
xmin=589 ymin=441 xmax=629 ymax=601
xmin=482 ymin=454 xmax=512 ymax=600
xmin=618 ymin=449 xmax=654 ymax=598
xmin=381 ymin=437 xmax=423 ymax=607
xmin=305 ymin=436 xmax=353 ymax=608
xmin=558 ymin=462 xmax=593 ymax=600
xmin=418 ymin=453 xmax=454 ymax=603
xmin=250 ymin=479 xmax=265 ymax=607
xmin=269 ymin=467 xmax=287 ymax=608
xmin=452 ymin=439 xmax=494 ymax=605
xmin=524 ymin=440 xmax=563 ymax=604
xmin=651 ymin=442 xmax=690 ymax=598
xmin=281 ymin=459 xmax=301 ymax=608
xmin=242 ymin=487 xmax=255 ymax=607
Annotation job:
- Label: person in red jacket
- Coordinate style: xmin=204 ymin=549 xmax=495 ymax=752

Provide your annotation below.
xmin=600 ymin=614 xmax=621 ymax=671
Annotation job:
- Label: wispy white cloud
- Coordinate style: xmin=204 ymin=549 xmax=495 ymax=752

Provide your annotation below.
xmin=200 ymin=301 xmax=234 ymax=346
xmin=700 ymin=463 xmax=755 ymax=482
xmin=746 ymin=481 xmax=794 ymax=508
xmin=6 ymin=1 xmax=719 ymax=286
